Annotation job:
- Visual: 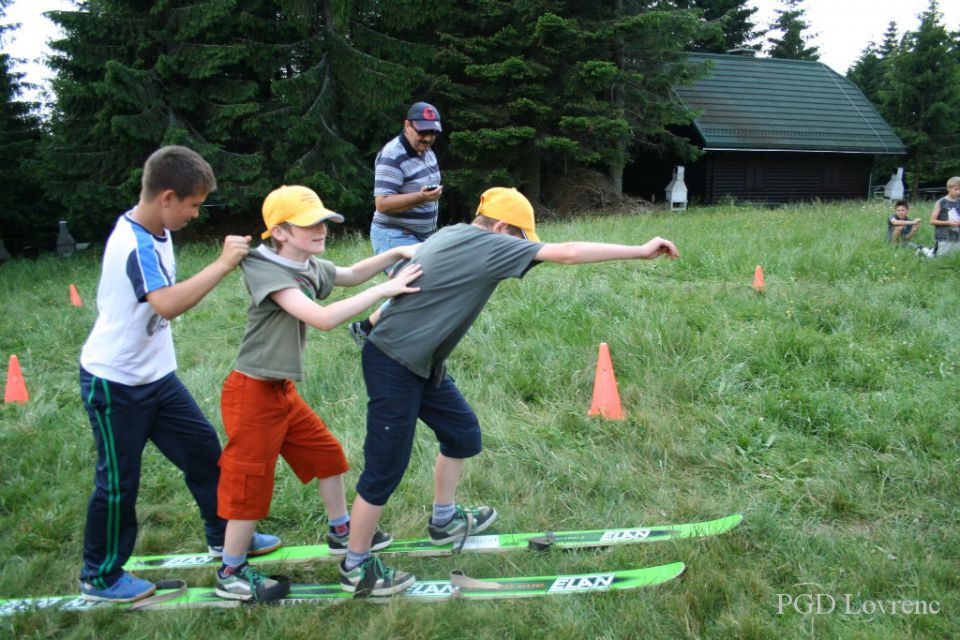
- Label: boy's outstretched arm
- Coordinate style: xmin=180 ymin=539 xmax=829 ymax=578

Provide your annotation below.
xmin=334 ymin=244 xmax=421 ymax=286
xmin=272 ymin=262 xmax=422 ymax=331
xmin=534 ymin=236 xmax=679 ymax=265
xmin=147 ymin=235 xmax=251 ymax=320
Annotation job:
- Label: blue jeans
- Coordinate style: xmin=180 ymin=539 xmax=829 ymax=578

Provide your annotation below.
xmin=356 ymin=342 xmax=482 ymax=506
xmin=370 ymin=224 xmax=429 ymax=255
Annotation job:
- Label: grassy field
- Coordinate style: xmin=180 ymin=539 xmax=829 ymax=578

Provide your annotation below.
xmin=0 ymin=200 xmax=957 ymax=639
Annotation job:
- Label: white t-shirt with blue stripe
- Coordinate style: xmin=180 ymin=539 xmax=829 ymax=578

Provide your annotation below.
xmin=80 ymin=212 xmax=177 ymax=385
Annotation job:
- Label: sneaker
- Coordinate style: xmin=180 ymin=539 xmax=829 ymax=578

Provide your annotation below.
xmin=339 ymin=556 xmax=415 ymax=596
xmin=81 ymin=571 xmax=156 ymax=603
xmin=327 ymin=527 xmax=393 ymax=556
xmin=347 ymin=321 xmax=368 ymax=347
xmin=208 ymin=531 xmax=282 ymax=558
xmin=427 ymin=504 xmax=498 ymax=545
xmin=215 ymin=563 xmax=290 ymax=603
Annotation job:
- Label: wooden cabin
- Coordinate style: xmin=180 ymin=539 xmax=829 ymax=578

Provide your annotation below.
xmin=634 ymin=52 xmax=906 ymax=204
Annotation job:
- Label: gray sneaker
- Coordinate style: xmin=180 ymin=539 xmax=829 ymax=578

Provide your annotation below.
xmin=327 ymin=527 xmax=393 ymax=555
xmin=427 ymin=504 xmax=498 ymax=545
xmin=215 ymin=563 xmax=289 ymax=602
xmin=339 ymin=556 xmax=415 ymax=596
xmin=347 ymin=321 xmax=368 ymax=347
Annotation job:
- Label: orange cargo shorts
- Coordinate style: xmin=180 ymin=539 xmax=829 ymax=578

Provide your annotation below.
xmin=217 ymin=371 xmax=349 ymax=520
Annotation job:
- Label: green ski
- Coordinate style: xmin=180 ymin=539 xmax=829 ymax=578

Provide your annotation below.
xmin=126 ymin=514 xmax=741 ymax=572
xmin=0 ymin=562 xmax=685 ymax=615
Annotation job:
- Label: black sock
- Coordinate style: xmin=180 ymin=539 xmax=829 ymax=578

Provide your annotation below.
xmin=359 ymin=318 xmax=373 ymax=333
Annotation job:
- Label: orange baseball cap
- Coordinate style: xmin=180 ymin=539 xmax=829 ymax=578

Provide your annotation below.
xmin=261 ymin=185 xmax=344 ymax=239
xmin=476 ymin=187 xmax=539 ymax=242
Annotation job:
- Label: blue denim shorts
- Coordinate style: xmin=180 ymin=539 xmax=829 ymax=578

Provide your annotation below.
xmin=356 ymin=341 xmax=482 ymax=506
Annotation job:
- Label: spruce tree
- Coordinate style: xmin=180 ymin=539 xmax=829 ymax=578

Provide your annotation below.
xmin=432 ymin=3 xmax=582 ymax=205
xmin=846 ymin=43 xmax=885 ymax=105
xmin=44 ymin=0 xmax=284 ymax=237
xmin=607 ymin=2 xmax=705 ymax=193
xmin=884 ymin=0 xmax=959 ymax=194
xmin=433 ymin=0 xmax=701 ymax=207
xmin=0 ymin=0 xmax=47 ymax=253
xmin=878 ymin=21 xmax=900 ymax=59
xmin=265 ymin=0 xmax=430 ymax=219
xmin=766 ymin=0 xmax=819 ymax=61
xmin=670 ymin=0 xmax=759 ymax=53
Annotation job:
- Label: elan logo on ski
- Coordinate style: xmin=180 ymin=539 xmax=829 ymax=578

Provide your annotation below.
xmin=548 ymin=575 xmax=616 ymax=593
xmin=404 ymin=583 xmax=457 ymax=597
xmin=150 ymin=555 xmax=211 ymax=568
xmin=1 ymin=596 xmax=100 ymax=615
xmin=599 ymin=529 xmax=653 ymax=542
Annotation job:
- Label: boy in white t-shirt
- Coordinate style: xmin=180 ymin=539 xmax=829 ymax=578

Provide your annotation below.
xmin=78 ymin=146 xmax=280 ymax=603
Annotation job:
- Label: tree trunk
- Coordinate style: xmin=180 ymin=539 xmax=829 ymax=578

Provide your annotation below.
xmin=911 ymin=155 xmax=921 ymax=201
xmin=526 ymin=148 xmax=541 ymax=204
xmin=609 ymin=0 xmax=626 ymax=196
xmin=610 ymin=161 xmax=624 ymax=195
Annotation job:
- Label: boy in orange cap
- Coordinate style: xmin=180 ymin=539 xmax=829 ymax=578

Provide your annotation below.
xmin=214 ymin=185 xmax=422 ymax=602
xmin=340 ymin=187 xmax=679 ymax=596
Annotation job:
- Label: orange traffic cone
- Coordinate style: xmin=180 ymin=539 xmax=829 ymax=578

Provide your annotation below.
xmin=69 ymin=284 xmax=83 ymax=307
xmin=753 ymin=265 xmax=765 ymax=293
xmin=588 ymin=342 xmax=625 ymax=420
xmin=4 ymin=355 xmax=29 ymax=404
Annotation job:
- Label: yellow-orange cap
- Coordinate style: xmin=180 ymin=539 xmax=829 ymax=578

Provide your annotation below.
xmin=475 ymin=187 xmax=539 ymax=242
xmin=261 ymin=185 xmax=344 ymax=239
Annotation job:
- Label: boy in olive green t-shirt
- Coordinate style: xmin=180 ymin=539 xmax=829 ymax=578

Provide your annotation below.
xmin=213 ymin=185 xmax=421 ymax=603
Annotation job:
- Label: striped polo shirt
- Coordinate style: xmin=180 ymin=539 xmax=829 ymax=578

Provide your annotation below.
xmin=372 ymin=133 xmax=441 ymax=236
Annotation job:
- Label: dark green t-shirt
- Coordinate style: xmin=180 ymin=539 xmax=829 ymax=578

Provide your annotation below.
xmin=934 ymin=196 xmax=960 ymax=241
xmin=369 ymin=224 xmax=543 ymax=379
xmin=234 ymin=245 xmax=336 ymax=381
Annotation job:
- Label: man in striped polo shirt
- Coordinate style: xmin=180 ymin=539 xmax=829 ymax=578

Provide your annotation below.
xmin=350 ymin=102 xmax=443 ymax=344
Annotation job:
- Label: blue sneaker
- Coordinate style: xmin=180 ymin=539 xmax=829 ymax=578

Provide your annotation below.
xmin=208 ymin=531 xmax=282 ymax=558
xmin=81 ymin=571 xmax=156 ymax=603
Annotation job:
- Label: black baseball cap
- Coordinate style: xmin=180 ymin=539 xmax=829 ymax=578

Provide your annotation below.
xmin=407 ymin=102 xmax=442 ymax=132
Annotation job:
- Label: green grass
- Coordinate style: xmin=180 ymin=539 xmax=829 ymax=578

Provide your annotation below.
xmin=1 ymin=201 xmax=957 ymax=638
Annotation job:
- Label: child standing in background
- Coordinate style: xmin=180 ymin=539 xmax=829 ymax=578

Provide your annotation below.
xmin=929 ymin=177 xmax=960 ymax=256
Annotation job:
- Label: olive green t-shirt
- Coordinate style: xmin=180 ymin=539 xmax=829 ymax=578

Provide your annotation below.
xmin=369 ymin=224 xmax=543 ymax=379
xmin=234 ymin=245 xmax=336 ymax=381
